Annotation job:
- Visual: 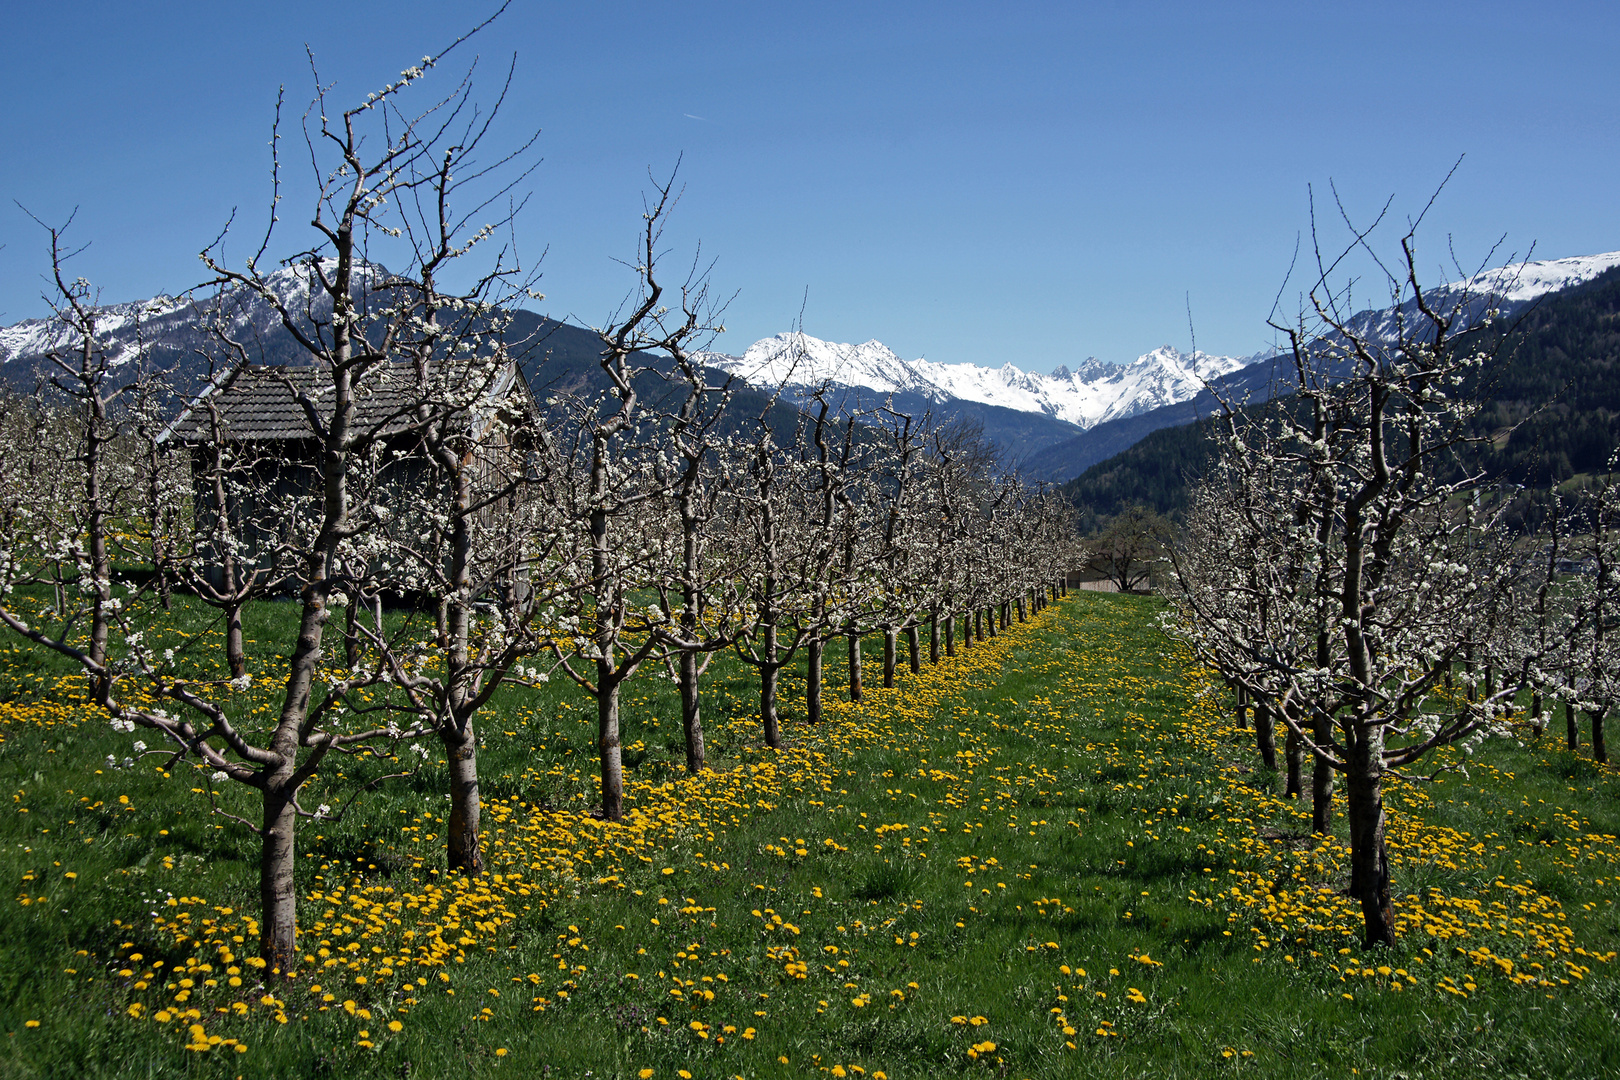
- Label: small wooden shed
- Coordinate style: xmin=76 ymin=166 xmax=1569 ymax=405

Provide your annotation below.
xmin=162 ymin=359 xmax=538 ymax=594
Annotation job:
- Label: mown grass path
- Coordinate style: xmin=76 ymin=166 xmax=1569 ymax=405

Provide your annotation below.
xmin=3 ymin=594 xmax=1618 ymax=1078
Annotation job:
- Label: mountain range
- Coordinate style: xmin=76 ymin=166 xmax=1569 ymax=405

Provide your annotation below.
xmin=3 ymin=250 xmax=1617 ymax=481
xmin=700 ymin=333 xmax=1256 ymax=431
xmin=1061 ymin=257 xmax=1620 ymax=530
xmin=699 ymin=250 xmax=1620 ymax=479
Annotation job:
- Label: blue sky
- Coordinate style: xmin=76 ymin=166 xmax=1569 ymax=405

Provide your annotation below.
xmin=2 ymin=1 xmax=1616 ymax=367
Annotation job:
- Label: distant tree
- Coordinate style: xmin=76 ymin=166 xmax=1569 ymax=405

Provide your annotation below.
xmin=799 ymin=392 xmax=864 ymax=724
xmin=541 ymin=174 xmax=722 ymax=820
xmin=1086 ymin=504 xmax=1171 ymax=593
xmin=1545 ymin=468 xmax=1620 ymax=763
xmin=651 ymin=348 xmax=746 ymax=772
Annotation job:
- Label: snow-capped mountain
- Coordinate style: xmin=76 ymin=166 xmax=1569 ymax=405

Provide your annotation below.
xmin=0 ymin=293 xmax=191 ymax=371
xmin=1446 ymin=250 xmax=1620 ymax=304
xmin=914 ymin=345 xmax=1254 ymax=429
xmin=705 ymin=333 xmax=1256 ymax=430
xmin=705 ymin=249 xmax=1620 ymax=436
xmin=0 ymin=261 xmax=382 ymax=383
xmin=3 ymin=246 xmax=1615 ymax=471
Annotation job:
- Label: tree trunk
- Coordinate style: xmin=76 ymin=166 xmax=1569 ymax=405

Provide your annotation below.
xmin=443 ymin=725 xmax=483 ymax=874
xmin=1235 ymin=684 xmax=1249 ymax=731
xmin=344 ymin=598 xmax=361 ymax=670
xmin=597 ymin=676 xmax=624 ymax=821
xmin=225 ymin=599 xmax=248 ymax=679
xmin=1284 ymin=723 xmax=1303 ymax=799
xmin=1530 ymin=689 xmax=1545 ymax=738
xmin=1312 ymin=711 xmax=1335 ymax=834
xmin=1016 ymin=596 xmax=1025 ymax=622
xmin=680 ymin=648 xmax=705 ymax=772
xmin=259 ymin=785 xmax=299 ymax=976
xmin=1567 ymin=699 xmax=1579 ymax=751
xmin=762 ymin=619 xmax=783 ymax=746
xmin=847 ymin=625 xmax=862 ymax=703
xmin=1253 ymin=699 xmax=1277 ymax=772
xmin=1591 ymin=708 xmax=1608 ymax=765
xmin=906 ymin=623 xmax=920 ymax=674
xmin=929 ymin=611 xmax=940 ymax=664
xmin=883 ymin=628 xmax=897 ymax=688
xmin=806 ymin=637 xmax=824 ymax=724
xmin=1344 ymin=730 xmax=1395 ymax=948
xmin=761 ymin=661 xmax=781 ymax=751
xmin=945 ymin=614 xmax=956 ymax=657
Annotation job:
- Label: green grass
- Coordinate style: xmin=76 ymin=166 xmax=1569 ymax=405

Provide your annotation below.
xmin=1 ymin=592 xmax=1617 ymax=1078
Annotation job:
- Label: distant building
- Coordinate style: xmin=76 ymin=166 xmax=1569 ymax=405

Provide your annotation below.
xmin=161 ymin=360 xmax=538 ymax=596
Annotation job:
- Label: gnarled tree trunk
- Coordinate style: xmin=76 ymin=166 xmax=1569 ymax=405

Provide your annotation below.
xmin=1253 ymin=699 xmax=1277 ymax=772
xmin=1284 ymin=724 xmax=1303 ymax=798
xmin=846 ymin=624 xmax=863 ymax=703
xmin=1344 ymin=729 xmax=1395 ymax=947
xmin=259 ymin=782 xmax=299 ymax=976
xmin=1312 ymin=710 xmax=1335 ymax=833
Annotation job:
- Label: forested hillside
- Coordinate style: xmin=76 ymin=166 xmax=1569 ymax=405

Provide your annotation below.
xmin=1064 ymin=265 xmax=1620 ymax=527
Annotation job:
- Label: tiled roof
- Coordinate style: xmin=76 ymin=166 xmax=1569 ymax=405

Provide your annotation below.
xmin=163 ymin=361 xmax=533 ymax=444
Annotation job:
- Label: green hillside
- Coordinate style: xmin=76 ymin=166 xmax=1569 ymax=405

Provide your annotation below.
xmin=1064 ymin=266 xmax=1620 ymax=527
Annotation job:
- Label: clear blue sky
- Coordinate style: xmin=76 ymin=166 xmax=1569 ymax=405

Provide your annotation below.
xmin=2 ymin=1 xmax=1616 ymax=368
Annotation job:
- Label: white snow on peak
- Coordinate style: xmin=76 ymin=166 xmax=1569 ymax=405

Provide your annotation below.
xmin=722 ymin=332 xmax=948 ymax=400
xmin=0 ymin=259 xmax=385 ymax=371
xmin=703 ymin=332 xmax=1254 ymax=430
xmin=707 ymin=248 xmax=1620 ymax=431
xmin=0 ymin=294 xmax=190 ymax=369
xmin=1444 ymin=250 xmax=1620 ymax=304
xmin=915 ymin=343 xmax=1253 ymax=428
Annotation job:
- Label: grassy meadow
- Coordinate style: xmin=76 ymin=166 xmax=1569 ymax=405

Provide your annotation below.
xmin=1 ymin=592 xmax=1618 ymax=1078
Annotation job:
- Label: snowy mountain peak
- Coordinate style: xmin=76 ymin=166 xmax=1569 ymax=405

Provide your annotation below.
xmin=0 ymin=259 xmax=390 ymax=375
xmin=724 ymin=331 xmax=946 ymax=400
xmin=703 ymin=249 xmax=1620 ymax=437
xmin=1446 ymin=250 xmax=1620 ymax=304
xmin=704 ymin=334 xmax=1253 ymax=431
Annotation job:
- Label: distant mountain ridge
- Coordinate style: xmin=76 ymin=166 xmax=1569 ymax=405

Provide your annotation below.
xmin=699 ymin=332 xmax=1258 ymax=433
xmin=695 ymin=249 xmax=1620 ymax=478
xmin=4 ymin=249 xmax=1616 ymax=476
xmin=1061 ymin=258 xmax=1620 ymax=529
xmin=0 ymin=263 xmax=389 ymax=390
